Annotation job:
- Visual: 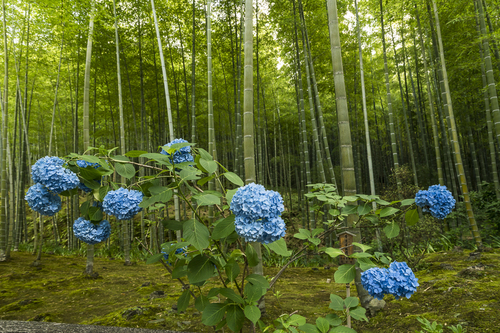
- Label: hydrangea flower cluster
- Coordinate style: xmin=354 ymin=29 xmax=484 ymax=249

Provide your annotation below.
xmin=361 ymin=261 xmax=419 ymax=300
xmin=230 ymin=183 xmax=286 ymax=244
xmin=162 ymin=246 xmax=187 ymax=264
xmin=73 ymin=217 xmax=111 ymax=245
xmin=31 ymin=156 xmax=79 ymax=194
xmin=160 ymin=138 xmax=194 ymax=164
xmin=102 ymin=188 xmax=143 ymax=220
xmin=76 ymin=160 xmax=101 ymax=192
xmin=415 ymin=185 xmax=456 ymax=219
xmin=25 ymin=183 xmax=62 ymax=216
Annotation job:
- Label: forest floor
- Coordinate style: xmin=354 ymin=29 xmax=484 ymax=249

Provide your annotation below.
xmin=0 ymin=248 xmax=499 ymax=333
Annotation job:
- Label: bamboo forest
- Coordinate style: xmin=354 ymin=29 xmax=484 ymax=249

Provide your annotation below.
xmin=1 ymin=0 xmax=500 ymax=332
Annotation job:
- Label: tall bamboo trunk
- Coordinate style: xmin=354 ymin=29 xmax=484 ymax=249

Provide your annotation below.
xmin=0 ymin=0 xmax=8 ymax=261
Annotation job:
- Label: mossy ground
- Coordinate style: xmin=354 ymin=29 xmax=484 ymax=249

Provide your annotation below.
xmin=0 ymin=248 xmax=499 ymax=332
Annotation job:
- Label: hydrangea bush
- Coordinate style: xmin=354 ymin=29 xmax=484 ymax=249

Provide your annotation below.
xmin=27 ymin=141 xmax=424 ymax=333
xmin=73 ymin=217 xmax=111 ymax=244
xmin=415 ymin=184 xmax=456 ymax=219
xmin=25 ymin=183 xmax=62 ymax=216
xmin=31 ymin=156 xmax=79 ymax=193
xmin=361 ymin=261 xmax=419 ymax=300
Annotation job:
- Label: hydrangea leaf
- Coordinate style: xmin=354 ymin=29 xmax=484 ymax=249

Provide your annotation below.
xmin=349 ymin=306 xmax=368 ymax=322
xmin=98 ymin=186 xmax=109 ymax=201
xmin=195 ymin=295 xmax=210 ymax=312
xmin=80 ymin=201 xmax=90 ymax=216
xmin=383 ymin=222 xmax=400 ymax=238
xmin=177 ymin=289 xmax=191 ymax=313
xmin=115 ymin=163 xmax=136 ymax=179
xmin=146 ymin=253 xmax=164 ymax=264
xmin=244 ymin=305 xmax=261 ymax=325
xmin=246 ymin=274 xmax=270 ymax=289
xmin=194 ymin=193 xmax=221 ymax=207
xmin=334 ymin=264 xmax=356 ymax=284
xmin=325 ymin=247 xmax=345 ymax=258
xmin=161 ymin=219 xmax=183 ymax=231
xmin=79 ymin=155 xmax=101 ymax=164
xmin=201 ymin=303 xmax=226 ymax=326
xmin=331 ymin=326 xmax=357 ymax=333
xmin=244 ymin=281 xmax=265 ymax=303
xmin=140 ymin=153 xmax=172 ymax=164
xmin=183 ymin=219 xmax=210 ymax=251
xmin=341 ymin=205 xmax=358 ymax=215
xmin=344 ymin=297 xmax=359 ymax=309
xmin=223 ymin=172 xmax=244 ymax=187
xmin=88 ymin=207 xmax=103 ymax=222
xmin=287 ymin=314 xmax=306 ymax=326
xmin=226 ymin=189 xmax=238 ymax=205
xmin=169 ymin=141 xmax=194 ymax=151
xmin=357 ymin=257 xmax=377 ymax=271
xmin=400 ymin=198 xmax=415 ymax=206
xmin=265 ymin=238 xmax=292 ymax=257
xmin=79 ymin=167 xmax=102 ymax=181
xmin=226 ymin=304 xmax=244 ymax=332
xmin=197 ymin=175 xmax=215 ymax=186
xmin=187 ymin=255 xmax=215 ymax=284
xmin=124 ymin=150 xmax=148 ymax=158
xmin=329 ymin=294 xmax=344 ymax=311
xmin=82 ymin=179 xmax=101 ymax=190
xmin=405 ymin=208 xmax=419 ymax=226
xmin=325 ymin=313 xmax=342 ymax=326
xmin=171 ymin=265 xmax=187 ymax=279
xmin=316 ymin=317 xmax=330 ymax=333
xmin=219 ymin=288 xmax=244 ymax=304
xmin=357 ymin=203 xmax=372 ymax=216
xmin=245 ymin=243 xmax=259 ymax=267
xmin=200 ymin=159 xmax=217 ymax=175
xmin=212 ymin=215 xmax=236 ymax=240
xmin=179 ymin=168 xmax=201 ymax=182
xmin=329 ymin=208 xmax=340 ymax=216
xmin=349 ymin=252 xmax=373 ymax=259
xmin=225 ymin=259 xmax=240 ymax=282
xmin=375 ymin=198 xmax=390 ymax=205
xmin=380 ymin=207 xmax=400 ymax=218
xmin=197 ymin=148 xmax=213 ymax=161
xmin=364 ymin=214 xmax=379 ymax=224
xmin=352 ymin=242 xmax=371 ymax=252
xmin=297 ymin=323 xmax=320 ymax=333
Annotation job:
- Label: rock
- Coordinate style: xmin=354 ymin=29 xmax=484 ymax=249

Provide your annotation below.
xmin=439 ymin=263 xmax=454 ymax=270
xmin=453 ymin=246 xmax=463 ymax=252
xmin=466 ymin=252 xmax=481 ymax=261
xmin=122 ymin=307 xmax=145 ymax=320
xmin=366 ymin=298 xmax=386 ymax=317
xmin=141 ymin=282 xmax=151 ymax=287
xmin=457 ymin=263 xmax=485 ymax=278
xmin=149 ymin=291 xmax=165 ymax=300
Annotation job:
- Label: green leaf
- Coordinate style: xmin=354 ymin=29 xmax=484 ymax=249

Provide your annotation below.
xmin=331 ymin=326 xmax=357 ymax=333
xmin=226 ymin=189 xmax=237 ymax=205
xmin=207 ymin=288 xmax=221 ymax=298
xmin=380 ymin=207 xmax=400 ymax=218
xmin=79 ymin=155 xmax=100 ymax=164
xmin=401 ymin=198 xmax=415 ymax=206
xmin=334 ymin=264 xmax=356 ymax=284
xmin=329 ymin=294 xmax=344 ymax=311
xmin=287 ymin=314 xmax=307 ymax=326
xmin=308 ymin=237 xmax=321 ymax=246
xmin=88 ymin=207 xmax=103 ymax=222
xmin=325 ymin=313 xmax=342 ymax=326
xmin=223 ymin=172 xmax=244 ymax=187
xmin=343 ymin=196 xmax=358 ymax=202
xmin=98 ymin=186 xmax=109 ymax=201
xmin=169 ymin=142 xmax=194 ymax=151
xmin=200 ymin=159 xmax=217 ymax=175
xmin=201 ymin=303 xmax=226 ymax=326
xmin=405 ymin=209 xmax=419 ymax=226
xmin=325 ymin=247 xmax=346 ymax=258
xmin=162 ymin=219 xmax=183 ymax=231
xmin=225 ymin=260 xmax=240 ymax=282
xmin=171 ymin=265 xmax=187 ymax=279
xmin=183 ymin=219 xmax=210 ymax=251
xmin=244 ymin=282 xmax=265 ymax=303
xmin=316 ymin=317 xmax=330 ymax=333
xmin=194 ymin=193 xmax=221 ymax=207
xmin=293 ymin=232 xmax=309 ymax=240
xmin=246 ymin=243 xmax=259 ymax=267
xmin=187 ymin=255 xmax=215 ymax=284
xmin=177 ymin=289 xmax=191 ymax=312
xmin=226 ymin=304 xmax=244 ymax=332
xmin=198 ymin=148 xmax=213 ymax=161
xmin=349 ymin=306 xmax=368 ymax=322
xmin=375 ymin=198 xmax=390 ymax=205
xmin=364 ymin=214 xmax=379 ymax=224
xmin=244 ymin=305 xmax=261 ymax=325
xmin=265 ymin=238 xmax=292 ymax=257
xmin=113 ymin=155 xmax=130 ymax=162
xmin=125 ymin=150 xmax=148 ymax=158
xmin=195 ymin=295 xmax=210 ymax=312
xmin=212 ymin=215 xmax=236 ymax=240
xmin=197 ymin=175 xmax=215 ymax=186
xmin=297 ymin=323 xmax=319 ymax=333
xmin=146 ymin=253 xmax=163 ymax=264
xmin=349 ymin=252 xmax=373 ymax=259
xmin=246 ymin=274 xmax=269 ymax=289
xmin=140 ymin=153 xmax=171 ymax=163
xmin=342 ymin=205 xmax=358 ymax=215
xmin=219 ymin=288 xmax=244 ymax=304
xmin=383 ymin=222 xmax=400 ymax=238
xmin=357 ymin=257 xmax=377 ymax=271
xmin=329 ymin=208 xmax=340 ymax=216
xmin=115 ymin=163 xmax=136 ymax=179
xmin=80 ymin=201 xmax=90 ymax=217
xmin=79 ymin=167 xmax=102 ymax=181
xmin=357 ymin=203 xmax=372 ymax=216
xmin=179 ymin=168 xmax=201 ymax=182
xmin=352 ymin=242 xmax=371 ymax=252
xmin=344 ymin=297 xmax=359 ymax=308
xmin=311 ymin=228 xmax=324 ymax=237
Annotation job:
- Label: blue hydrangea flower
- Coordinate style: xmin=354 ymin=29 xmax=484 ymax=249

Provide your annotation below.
xmin=361 ymin=261 xmax=419 ymax=300
xmin=386 ymin=261 xmax=419 ymax=299
xmin=231 ymin=183 xmax=286 ymax=244
xmin=25 ymin=183 xmax=62 ymax=216
xmin=76 ymin=160 xmax=101 ymax=192
xmin=73 ymin=217 xmax=111 ymax=245
xmin=160 ymin=138 xmax=194 ymax=164
xmin=162 ymin=246 xmax=187 ymax=265
xmin=361 ymin=267 xmax=389 ymax=300
xmin=415 ymin=185 xmax=455 ymax=219
xmin=31 ymin=156 xmax=80 ymax=194
xmin=102 ymin=188 xmax=143 ymax=220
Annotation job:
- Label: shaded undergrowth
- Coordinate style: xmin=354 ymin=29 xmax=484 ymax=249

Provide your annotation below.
xmin=0 ymin=248 xmax=499 ymax=332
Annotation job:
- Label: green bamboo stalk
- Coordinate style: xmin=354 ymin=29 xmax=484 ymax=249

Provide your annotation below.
xmin=207 ymin=0 xmax=216 ymax=224
xmin=0 ymin=0 xmax=8 ymax=261
xmin=432 ymin=0 xmax=482 ymax=248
